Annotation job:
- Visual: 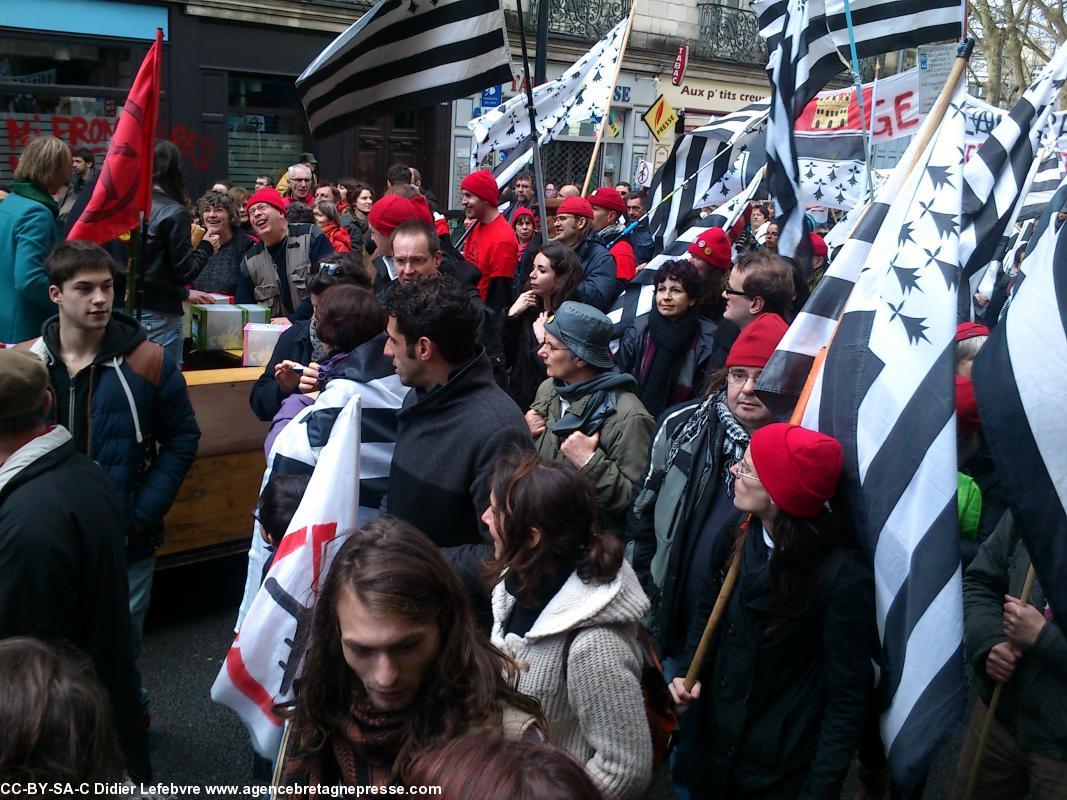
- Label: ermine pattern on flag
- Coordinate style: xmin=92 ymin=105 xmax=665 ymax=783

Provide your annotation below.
xmin=801 ymin=78 xmax=967 ymax=795
xmin=973 ymin=175 xmax=1067 ymax=637
xmin=234 ymin=342 xmax=407 ymax=630
xmin=959 ymin=41 xmax=1067 ymax=300
xmin=212 ymin=396 xmax=366 ymax=759
xmin=755 ymin=87 xmax=955 ymax=413
xmin=297 ymin=0 xmax=512 ymax=139
xmin=469 ymin=17 xmax=628 ymax=174
xmin=752 ymin=0 xmax=963 ymax=258
xmin=647 ymin=102 xmax=769 ymax=250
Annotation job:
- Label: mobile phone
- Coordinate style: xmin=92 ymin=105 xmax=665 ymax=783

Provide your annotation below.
xmin=291 ymin=365 xmax=306 ymax=374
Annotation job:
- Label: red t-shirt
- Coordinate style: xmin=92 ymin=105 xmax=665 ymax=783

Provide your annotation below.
xmin=464 ymin=214 xmax=519 ymax=300
xmin=611 ymin=239 xmax=637 ymax=281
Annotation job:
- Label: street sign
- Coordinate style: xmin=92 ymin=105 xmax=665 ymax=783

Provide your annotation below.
xmin=481 ymin=85 xmax=502 ymax=109
xmin=643 ymin=95 xmax=679 ymax=141
xmin=917 ymin=43 xmax=956 ymax=115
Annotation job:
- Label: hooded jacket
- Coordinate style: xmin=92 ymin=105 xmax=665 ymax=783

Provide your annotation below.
xmin=386 ymin=348 xmax=531 ymax=596
xmin=491 ymin=561 xmax=652 ymax=799
xmin=0 ymin=426 xmax=150 ymax=779
xmin=31 ymin=311 xmax=200 ymax=561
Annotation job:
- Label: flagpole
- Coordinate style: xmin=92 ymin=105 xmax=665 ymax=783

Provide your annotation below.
xmin=962 ymin=564 xmax=1036 ymax=800
xmin=841 ymin=0 xmax=873 ymax=200
xmin=864 ymin=59 xmax=881 ymax=196
xmin=514 ymin=0 xmax=550 ymax=239
xmin=580 ymin=1 xmax=638 ymax=196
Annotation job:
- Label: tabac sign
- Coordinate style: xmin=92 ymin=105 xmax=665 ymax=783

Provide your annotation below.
xmin=643 ymin=95 xmax=679 ymax=141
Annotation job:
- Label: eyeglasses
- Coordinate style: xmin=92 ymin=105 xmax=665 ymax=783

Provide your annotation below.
xmin=726 ymin=369 xmax=760 ymax=387
xmin=317 ymin=262 xmax=343 ymax=275
xmin=734 ymin=462 xmax=761 ymax=483
xmin=292 ymin=178 xmax=312 ymax=184
xmin=723 ymin=287 xmax=750 ymax=298
xmin=538 ymin=339 xmax=569 ymax=354
xmin=394 ymin=255 xmax=431 ymax=268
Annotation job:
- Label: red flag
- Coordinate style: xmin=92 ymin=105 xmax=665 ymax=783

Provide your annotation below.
xmin=68 ymin=29 xmax=162 ymax=243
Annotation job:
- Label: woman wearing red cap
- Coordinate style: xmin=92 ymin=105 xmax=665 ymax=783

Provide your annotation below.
xmin=670 ymin=423 xmax=876 ymax=800
xmin=511 ymin=206 xmax=537 ymax=263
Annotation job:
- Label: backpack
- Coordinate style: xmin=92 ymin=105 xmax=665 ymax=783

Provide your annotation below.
xmin=561 ymin=623 xmax=679 ymax=773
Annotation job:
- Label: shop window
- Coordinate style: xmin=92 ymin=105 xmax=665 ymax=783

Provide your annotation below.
xmin=228 ymin=74 xmax=305 ymax=189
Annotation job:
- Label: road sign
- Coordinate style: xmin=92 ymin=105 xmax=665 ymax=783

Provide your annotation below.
xmin=643 ymin=95 xmax=679 ymax=141
xmin=481 ymin=85 xmax=502 ymax=109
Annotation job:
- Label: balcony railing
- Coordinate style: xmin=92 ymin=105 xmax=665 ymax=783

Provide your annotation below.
xmin=695 ymin=4 xmax=767 ymax=65
xmin=521 ymin=0 xmax=634 ymax=42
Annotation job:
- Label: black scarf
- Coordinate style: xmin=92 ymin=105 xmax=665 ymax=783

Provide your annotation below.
xmin=640 ymin=307 xmax=700 ymax=418
xmin=551 ymin=371 xmax=637 ymax=438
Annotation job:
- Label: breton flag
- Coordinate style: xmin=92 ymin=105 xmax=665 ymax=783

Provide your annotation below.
xmin=67 ymin=28 xmax=162 ymax=243
xmin=1016 ymin=150 xmax=1066 ymax=222
xmin=755 ymin=72 xmax=960 ymax=416
xmin=973 ymin=175 xmax=1067 ymax=636
xmin=959 ymin=41 xmax=1067 ymax=309
xmin=753 ymin=0 xmax=963 ymax=258
xmin=647 ymin=101 xmax=768 ymax=250
xmin=608 ymin=167 xmax=764 ymax=340
xmin=469 ymin=17 xmax=629 ymax=186
xmin=213 ymin=396 xmax=364 ymax=758
xmin=799 ymin=75 xmax=967 ymax=795
xmin=297 ymin=0 xmax=512 ymax=140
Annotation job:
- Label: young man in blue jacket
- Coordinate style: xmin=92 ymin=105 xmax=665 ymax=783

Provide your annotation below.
xmin=26 ymin=239 xmax=201 ymax=724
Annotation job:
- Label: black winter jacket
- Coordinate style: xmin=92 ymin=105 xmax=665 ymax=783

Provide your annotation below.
xmin=385 ymin=348 xmax=532 ymax=597
xmin=615 ymin=315 xmax=719 ymax=411
xmin=681 ymin=526 xmax=876 ymax=800
xmin=0 ymin=430 xmax=151 ymax=780
xmin=36 ymin=312 xmax=201 ymax=561
xmin=141 ymin=191 xmax=214 ymax=314
xmin=249 ymin=320 xmax=313 ymax=421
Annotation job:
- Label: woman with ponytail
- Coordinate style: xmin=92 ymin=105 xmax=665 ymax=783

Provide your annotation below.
xmin=669 ymin=423 xmax=876 ymax=800
xmin=484 ymin=452 xmax=652 ymax=800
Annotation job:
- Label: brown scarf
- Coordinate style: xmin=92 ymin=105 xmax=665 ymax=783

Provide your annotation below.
xmin=295 ymin=700 xmax=410 ymax=787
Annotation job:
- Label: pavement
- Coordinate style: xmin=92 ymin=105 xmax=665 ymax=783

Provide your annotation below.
xmin=140 ymin=554 xmax=968 ymax=797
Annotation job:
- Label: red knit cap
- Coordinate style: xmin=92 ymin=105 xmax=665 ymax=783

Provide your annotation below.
xmin=687 ymin=227 xmax=732 ymax=271
xmin=511 ymin=207 xmax=535 ymax=227
xmin=724 ymin=313 xmax=788 ymax=368
xmin=750 ymin=423 xmax=844 ymax=517
xmin=588 ymin=186 xmax=626 ymax=214
xmin=955 ymin=375 xmax=981 ymax=436
xmin=956 ymin=321 xmax=990 ymax=342
xmin=409 ymin=194 xmax=434 ymax=226
xmin=247 ymin=188 xmax=287 ymax=215
xmin=368 ymin=195 xmax=420 ymax=238
xmin=461 ymin=169 xmax=499 ymax=205
xmin=557 ymin=196 xmax=594 ymax=219
xmin=809 ymin=233 xmax=828 ymax=258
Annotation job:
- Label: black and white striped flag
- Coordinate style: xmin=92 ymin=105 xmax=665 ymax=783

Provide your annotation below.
xmin=973 ymin=174 xmax=1067 ymax=636
xmin=959 ymin=42 xmax=1067 ymax=305
xmin=297 ymin=0 xmax=513 ymax=140
xmin=647 ymin=101 xmax=769 ymax=250
xmin=1017 ymin=151 xmax=1066 ymax=221
xmin=799 ymin=75 xmax=967 ymax=795
xmin=753 ymin=0 xmax=963 ymax=259
xmin=755 ymin=75 xmax=960 ymax=416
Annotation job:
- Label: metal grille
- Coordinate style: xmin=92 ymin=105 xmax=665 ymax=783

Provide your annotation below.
xmin=522 ymin=0 xmax=633 ymax=42
xmin=694 ymin=4 xmax=767 ymax=65
xmin=539 ymin=141 xmax=600 ymax=187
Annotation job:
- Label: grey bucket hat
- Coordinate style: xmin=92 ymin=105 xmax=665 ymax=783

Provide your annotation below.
xmin=543 ymin=301 xmax=614 ymax=369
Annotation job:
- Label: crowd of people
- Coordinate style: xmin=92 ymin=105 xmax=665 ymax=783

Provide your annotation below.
xmin=0 ymin=133 xmax=1061 ymax=800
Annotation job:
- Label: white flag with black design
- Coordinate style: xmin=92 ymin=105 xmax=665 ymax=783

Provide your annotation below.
xmin=973 ymin=177 xmax=1067 ymax=637
xmin=959 ymin=40 xmax=1067 ymax=306
xmin=297 ymin=0 xmax=512 ymax=139
xmin=753 ymin=0 xmax=963 ymax=258
xmin=468 ymin=17 xmax=628 ymax=171
xmin=799 ymin=75 xmax=967 ymax=796
xmin=1017 ymin=151 xmax=1066 ymax=221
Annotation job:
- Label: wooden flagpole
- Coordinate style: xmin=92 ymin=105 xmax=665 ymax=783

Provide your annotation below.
xmin=962 ymin=565 xmax=1037 ymax=800
xmin=681 ymin=41 xmax=975 ymax=693
xmin=580 ymin=2 xmax=638 ymax=196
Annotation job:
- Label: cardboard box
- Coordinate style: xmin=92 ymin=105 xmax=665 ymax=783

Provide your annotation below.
xmin=236 ymin=304 xmax=270 ymax=325
xmin=242 ymin=322 xmax=291 ymax=366
xmin=190 ymin=304 xmax=246 ymax=351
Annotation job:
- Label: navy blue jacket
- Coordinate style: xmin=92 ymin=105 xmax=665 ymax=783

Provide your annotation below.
xmin=573 ymin=237 xmax=620 ymax=312
xmin=35 ymin=311 xmax=200 ymax=561
xmin=249 ymin=319 xmax=313 ymax=421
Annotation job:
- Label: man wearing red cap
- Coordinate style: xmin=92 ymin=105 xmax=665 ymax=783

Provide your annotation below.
xmin=460 ymin=169 xmax=518 ymax=312
xmin=236 ymin=187 xmax=334 ymax=318
xmin=588 ymin=187 xmax=637 ymax=282
xmin=629 ymin=312 xmax=788 ymax=797
xmin=367 ymin=193 xmax=434 ymax=294
xmin=552 ymin=195 xmax=619 ymax=312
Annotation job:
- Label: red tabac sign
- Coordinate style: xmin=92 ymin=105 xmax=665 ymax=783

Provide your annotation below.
xmin=671 ymin=45 xmax=689 ymax=86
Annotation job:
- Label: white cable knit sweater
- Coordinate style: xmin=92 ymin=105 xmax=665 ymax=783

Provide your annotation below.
xmin=491 ymin=560 xmax=653 ymax=800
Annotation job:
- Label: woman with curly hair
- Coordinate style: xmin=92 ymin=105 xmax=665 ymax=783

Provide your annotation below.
xmin=277 ymin=516 xmax=545 ymax=788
